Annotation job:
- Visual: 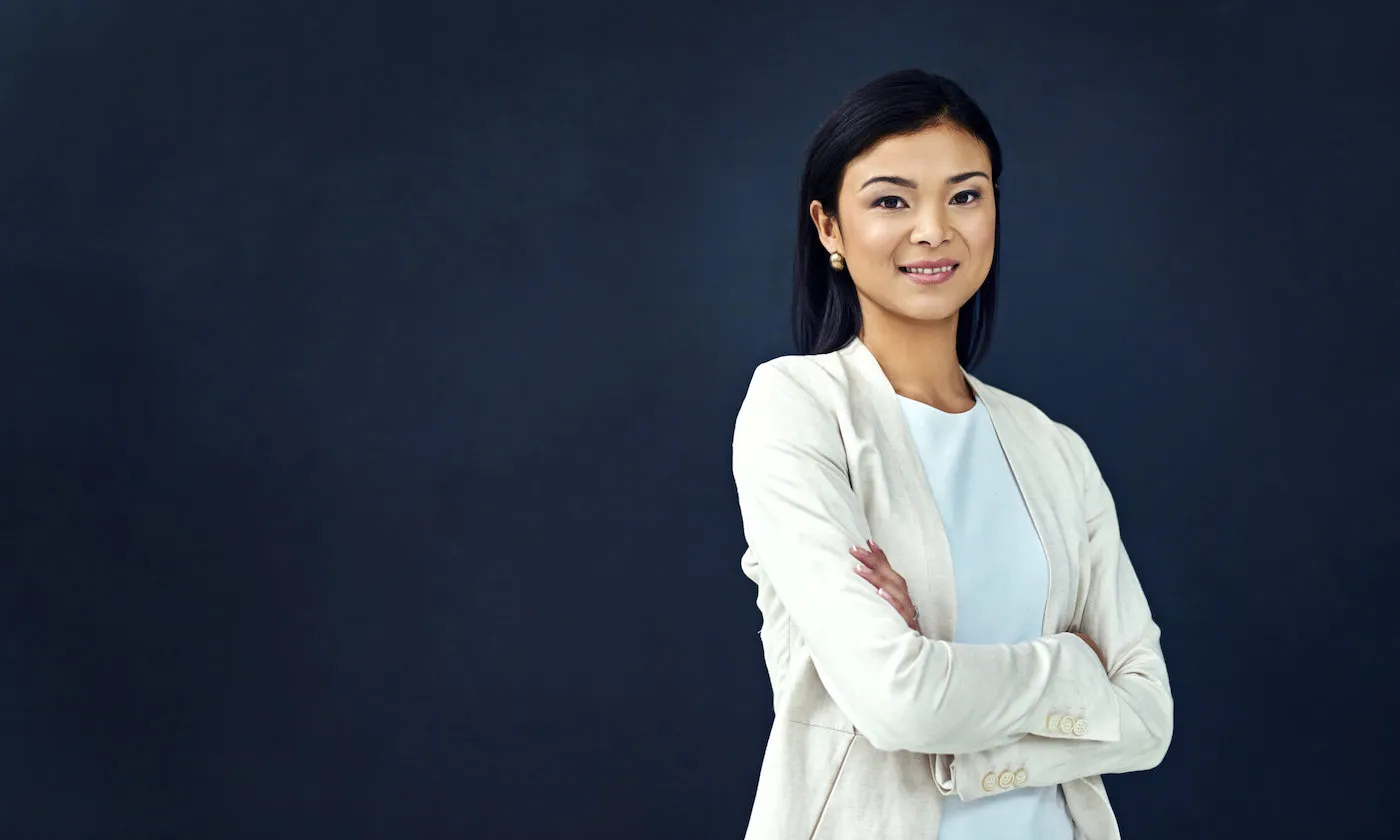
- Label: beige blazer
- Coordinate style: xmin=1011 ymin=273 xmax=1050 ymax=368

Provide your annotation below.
xmin=731 ymin=337 xmax=1172 ymax=840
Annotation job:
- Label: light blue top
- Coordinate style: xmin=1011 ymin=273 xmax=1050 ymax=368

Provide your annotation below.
xmin=897 ymin=394 xmax=1075 ymax=840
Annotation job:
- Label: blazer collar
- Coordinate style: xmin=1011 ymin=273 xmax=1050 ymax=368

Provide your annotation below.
xmin=835 ymin=334 xmax=986 ymax=405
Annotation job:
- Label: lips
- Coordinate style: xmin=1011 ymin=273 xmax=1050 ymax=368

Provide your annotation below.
xmin=900 ymin=264 xmax=958 ymax=277
xmin=900 ymin=260 xmax=960 ymax=285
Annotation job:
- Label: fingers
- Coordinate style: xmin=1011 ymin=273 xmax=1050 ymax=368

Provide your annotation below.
xmin=849 ymin=544 xmax=903 ymax=594
xmin=850 ymin=543 xmax=918 ymax=630
xmin=854 ymin=561 xmax=911 ymax=623
xmin=851 ymin=549 xmax=892 ymax=591
xmin=850 ymin=539 xmax=889 ymax=571
xmin=849 ymin=543 xmax=893 ymax=578
xmin=876 ymin=587 xmax=918 ymax=630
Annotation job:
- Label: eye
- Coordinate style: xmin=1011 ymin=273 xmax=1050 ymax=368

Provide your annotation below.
xmin=873 ymin=195 xmax=908 ymax=210
xmin=950 ymin=189 xmax=982 ymax=206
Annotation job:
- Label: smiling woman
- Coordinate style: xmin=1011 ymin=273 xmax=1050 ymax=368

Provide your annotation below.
xmin=808 ymin=127 xmax=997 ymax=350
xmin=732 ymin=70 xmax=1172 ymax=840
xmin=791 ymin=70 xmax=1006 ymax=375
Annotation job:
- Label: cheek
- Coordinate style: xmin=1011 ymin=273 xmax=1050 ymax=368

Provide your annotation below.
xmin=967 ymin=214 xmax=997 ymax=259
xmin=853 ymin=218 xmax=905 ymax=259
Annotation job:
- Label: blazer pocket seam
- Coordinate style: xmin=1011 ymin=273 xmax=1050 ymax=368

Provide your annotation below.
xmin=807 ymin=733 xmax=855 ymax=840
xmin=780 ymin=717 xmax=853 ymax=735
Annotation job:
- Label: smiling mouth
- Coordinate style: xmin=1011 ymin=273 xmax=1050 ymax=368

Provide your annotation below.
xmin=900 ymin=264 xmax=959 ymax=276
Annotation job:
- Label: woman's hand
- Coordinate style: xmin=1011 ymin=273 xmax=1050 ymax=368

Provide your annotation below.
xmin=850 ymin=540 xmax=920 ymax=631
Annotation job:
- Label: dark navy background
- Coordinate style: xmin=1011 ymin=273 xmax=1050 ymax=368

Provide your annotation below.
xmin=3 ymin=1 xmax=1398 ymax=837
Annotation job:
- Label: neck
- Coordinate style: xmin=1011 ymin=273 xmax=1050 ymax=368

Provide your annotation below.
xmin=858 ymin=307 xmax=974 ymax=413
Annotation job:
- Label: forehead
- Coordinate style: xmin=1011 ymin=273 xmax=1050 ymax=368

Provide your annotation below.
xmin=843 ymin=123 xmax=991 ymax=187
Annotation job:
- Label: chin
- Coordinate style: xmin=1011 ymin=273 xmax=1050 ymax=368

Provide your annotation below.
xmin=860 ymin=285 xmax=973 ymax=326
xmin=898 ymin=297 xmax=969 ymax=324
xmin=904 ymin=309 xmax=963 ymax=325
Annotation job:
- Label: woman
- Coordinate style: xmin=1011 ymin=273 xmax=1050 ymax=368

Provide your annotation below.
xmin=731 ymin=69 xmax=1173 ymax=839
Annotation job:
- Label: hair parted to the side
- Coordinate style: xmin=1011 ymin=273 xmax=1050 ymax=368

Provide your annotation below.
xmin=792 ymin=69 xmax=1003 ymax=369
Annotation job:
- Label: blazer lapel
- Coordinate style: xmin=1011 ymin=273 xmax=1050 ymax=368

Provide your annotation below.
xmin=837 ymin=338 xmax=959 ymax=643
xmin=964 ymin=372 xmax=1074 ymax=635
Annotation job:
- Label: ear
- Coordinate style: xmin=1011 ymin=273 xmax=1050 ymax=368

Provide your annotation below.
xmin=809 ymin=199 xmax=844 ymax=257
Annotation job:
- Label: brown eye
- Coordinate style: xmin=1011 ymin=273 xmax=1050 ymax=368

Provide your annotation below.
xmin=951 ymin=189 xmax=981 ymax=206
xmin=873 ymin=196 xmax=907 ymax=210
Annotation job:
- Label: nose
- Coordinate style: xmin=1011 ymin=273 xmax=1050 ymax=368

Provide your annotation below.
xmin=911 ymin=204 xmax=951 ymax=247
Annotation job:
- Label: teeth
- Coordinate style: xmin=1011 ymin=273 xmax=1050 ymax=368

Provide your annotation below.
xmin=905 ymin=265 xmax=956 ymax=274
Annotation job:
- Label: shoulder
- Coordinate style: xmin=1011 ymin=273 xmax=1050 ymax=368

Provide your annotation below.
xmin=740 ymin=350 xmax=853 ymax=411
xmin=733 ymin=351 xmax=853 ymax=444
xmin=752 ymin=351 xmax=850 ymax=392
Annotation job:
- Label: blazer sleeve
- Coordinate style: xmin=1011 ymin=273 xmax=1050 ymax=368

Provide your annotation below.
xmin=938 ymin=423 xmax=1174 ymax=799
xmin=733 ymin=363 xmax=1121 ymax=755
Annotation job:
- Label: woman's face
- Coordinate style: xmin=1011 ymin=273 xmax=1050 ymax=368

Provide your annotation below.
xmin=811 ymin=122 xmax=997 ymax=329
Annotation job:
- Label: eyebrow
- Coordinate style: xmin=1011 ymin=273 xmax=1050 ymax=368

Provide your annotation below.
xmin=858 ymin=171 xmax=991 ymax=190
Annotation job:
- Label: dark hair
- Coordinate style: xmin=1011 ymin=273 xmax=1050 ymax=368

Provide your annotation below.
xmin=792 ymin=69 xmax=1003 ymax=369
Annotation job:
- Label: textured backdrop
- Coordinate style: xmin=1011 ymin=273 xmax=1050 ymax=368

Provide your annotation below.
xmin=3 ymin=1 xmax=1398 ymax=837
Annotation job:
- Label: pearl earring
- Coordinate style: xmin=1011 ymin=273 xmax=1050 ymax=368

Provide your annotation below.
xmin=829 ymin=252 xmax=846 ymax=271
